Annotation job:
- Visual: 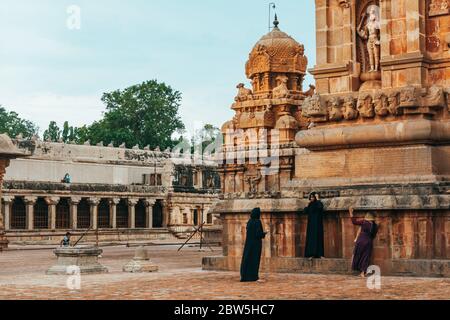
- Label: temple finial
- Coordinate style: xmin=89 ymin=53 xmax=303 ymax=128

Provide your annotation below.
xmin=273 ymin=14 xmax=279 ymax=29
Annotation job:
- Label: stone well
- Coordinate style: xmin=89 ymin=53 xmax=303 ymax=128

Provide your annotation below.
xmin=47 ymin=246 xmax=108 ymax=275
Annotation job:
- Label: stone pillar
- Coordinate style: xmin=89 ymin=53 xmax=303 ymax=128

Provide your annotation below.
xmin=109 ymin=198 xmax=120 ymax=229
xmin=24 ymin=196 xmax=37 ymax=231
xmin=88 ymin=198 xmax=100 ymax=230
xmin=315 ymin=0 xmax=329 ymax=66
xmin=405 ymin=0 xmax=426 ymax=54
xmin=128 ymin=198 xmax=139 ymax=229
xmin=69 ymin=197 xmax=81 ymax=230
xmin=161 ymin=200 xmax=169 ymax=228
xmin=144 ymin=199 xmax=156 ymax=229
xmin=2 ymin=196 xmax=14 ymax=231
xmin=186 ymin=206 xmax=193 ymax=225
xmin=45 ymin=197 xmax=60 ymax=230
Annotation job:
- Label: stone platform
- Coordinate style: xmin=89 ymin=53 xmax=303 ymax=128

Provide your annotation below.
xmin=123 ymin=246 xmax=158 ymax=273
xmin=47 ymin=246 xmax=108 ymax=275
xmin=203 ymin=256 xmax=450 ymax=278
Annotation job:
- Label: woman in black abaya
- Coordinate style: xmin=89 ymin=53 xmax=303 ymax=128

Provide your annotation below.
xmin=240 ymin=208 xmax=267 ymax=282
xmin=304 ymin=192 xmax=325 ymax=259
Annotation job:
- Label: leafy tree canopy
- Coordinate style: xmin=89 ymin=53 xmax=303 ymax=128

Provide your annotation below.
xmin=6 ymin=80 xmax=187 ymax=150
xmin=0 ymin=106 xmax=39 ymax=139
xmin=86 ymin=80 xmax=185 ymax=149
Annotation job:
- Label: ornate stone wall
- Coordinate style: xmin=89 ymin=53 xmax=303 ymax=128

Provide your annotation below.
xmin=203 ymin=1 xmax=450 ymax=277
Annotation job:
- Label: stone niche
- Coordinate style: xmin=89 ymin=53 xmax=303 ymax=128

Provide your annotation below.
xmin=356 ymin=0 xmax=382 ymax=91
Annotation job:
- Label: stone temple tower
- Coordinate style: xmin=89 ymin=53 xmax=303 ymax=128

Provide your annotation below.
xmin=204 ymin=1 xmax=450 ymax=277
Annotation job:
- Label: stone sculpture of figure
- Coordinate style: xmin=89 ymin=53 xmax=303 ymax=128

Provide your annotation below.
xmin=343 ymin=96 xmax=359 ymax=120
xmin=357 ymin=94 xmax=375 ymax=118
xmin=388 ymin=92 xmax=400 ymax=115
xmin=374 ymin=92 xmax=389 ymax=117
xmin=235 ymin=83 xmax=253 ymax=102
xmin=302 ymin=84 xmax=316 ymax=97
xmin=245 ymin=171 xmax=262 ymax=197
xmin=328 ymin=97 xmax=343 ymax=121
xmin=357 ymin=5 xmax=381 ymax=72
xmin=272 ymin=75 xmax=290 ymax=99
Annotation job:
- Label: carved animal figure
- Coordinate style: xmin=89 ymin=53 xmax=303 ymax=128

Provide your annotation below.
xmin=272 ymin=76 xmax=290 ymax=99
xmin=235 ymin=83 xmax=253 ymax=102
xmin=302 ymin=84 xmax=316 ymax=97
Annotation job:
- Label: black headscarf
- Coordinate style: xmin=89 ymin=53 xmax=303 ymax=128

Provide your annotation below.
xmin=309 ymin=192 xmax=318 ymax=201
xmin=250 ymin=208 xmax=261 ymax=220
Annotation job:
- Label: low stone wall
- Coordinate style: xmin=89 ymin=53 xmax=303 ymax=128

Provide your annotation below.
xmin=203 ymin=256 xmax=450 ymax=277
xmin=6 ymin=229 xmax=178 ymax=245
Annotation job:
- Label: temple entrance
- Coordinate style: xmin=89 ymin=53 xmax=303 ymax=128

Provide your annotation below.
xmin=34 ymin=198 xmax=48 ymax=229
xmin=116 ymin=200 xmax=128 ymax=228
xmin=98 ymin=199 xmax=110 ymax=229
xmin=135 ymin=200 xmax=146 ymax=228
xmin=77 ymin=199 xmax=90 ymax=229
xmin=56 ymin=198 xmax=70 ymax=229
xmin=152 ymin=200 xmax=163 ymax=228
xmin=11 ymin=197 xmax=26 ymax=230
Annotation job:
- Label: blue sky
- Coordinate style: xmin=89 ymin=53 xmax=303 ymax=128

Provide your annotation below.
xmin=0 ymin=0 xmax=316 ymax=136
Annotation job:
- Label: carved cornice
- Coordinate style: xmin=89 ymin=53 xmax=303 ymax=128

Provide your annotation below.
xmin=309 ymin=62 xmax=353 ymax=77
xmin=296 ymin=119 xmax=450 ymax=150
xmin=302 ymin=86 xmax=448 ymax=124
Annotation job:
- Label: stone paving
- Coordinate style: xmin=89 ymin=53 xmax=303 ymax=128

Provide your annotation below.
xmin=0 ymin=245 xmax=449 ymax=300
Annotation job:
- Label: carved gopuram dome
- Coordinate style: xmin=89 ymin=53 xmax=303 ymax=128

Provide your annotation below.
xmin=245 ymin=16 xmax=308 ymax=81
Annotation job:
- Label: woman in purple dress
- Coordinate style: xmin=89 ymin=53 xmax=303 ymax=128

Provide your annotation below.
xmin=349 ymin=207 xmax=378 ymax=278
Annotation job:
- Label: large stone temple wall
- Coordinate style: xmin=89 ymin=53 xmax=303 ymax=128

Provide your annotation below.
xmin=203 ymin=0 xmax=450 ymax=277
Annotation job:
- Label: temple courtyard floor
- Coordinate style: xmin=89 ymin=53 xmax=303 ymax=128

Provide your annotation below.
xmin=0 ymin=244 xmax=448 ymax=300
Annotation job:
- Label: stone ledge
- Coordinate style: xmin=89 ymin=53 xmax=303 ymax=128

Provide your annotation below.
xmin=391 ymin=259 xmax=450 ymax=278
xmin=203 ymin=256 xmax=352 ymax=274
xmin=203 ymin=256 xmax=450 ymax=278
xmin=212 ymin=194 xmax=450 ymax=214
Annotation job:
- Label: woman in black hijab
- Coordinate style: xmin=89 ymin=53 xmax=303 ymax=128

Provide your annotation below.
xmin=304 ymin=192 xmax=325 ymax=259
xmin=240 ymin=208 xmax=267 ymax=282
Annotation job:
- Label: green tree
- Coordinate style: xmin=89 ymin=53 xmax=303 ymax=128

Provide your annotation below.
xmin=87 ymin=80 xmax=185 ymax=149
xmin=192 ymin=124 xmax=221 ymax=154
xmin=43 ymin=121 xmax=61 ymax=142
xmin=0 ymin=106 xmax=39 ymax=139
xmin=62 ymin=121 xmax=70 ymax=142
xmin=73 ymin=125 xmax=90 ymax=144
